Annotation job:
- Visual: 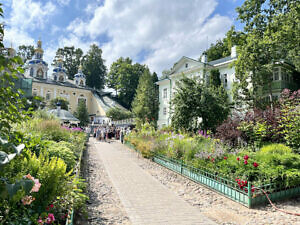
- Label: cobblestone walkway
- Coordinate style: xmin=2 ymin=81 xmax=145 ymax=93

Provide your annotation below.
xmin=92 ymin=139 xmax=216 ymax=225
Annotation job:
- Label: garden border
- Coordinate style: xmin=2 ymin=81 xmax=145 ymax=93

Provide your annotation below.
xmin=125 ymin=141 xmax=300 ymax=208
xmin=65 ymin=133 xmax=89 ymax=225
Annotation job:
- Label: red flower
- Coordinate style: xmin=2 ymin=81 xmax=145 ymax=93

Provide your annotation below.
xmin=224 ymin=156 xmax=228 ymax=160
xmin=244 ymin=160 xmax=248 ymax=165
xmin=46 ymin=207 xmax=49 ymax=211
xmin=208 ymin=156 xmax=210 ymax=159
xmin=237 ymin=157 xmax=240 ymax=161
xmin=211 ymin=158 xmax=215 ymax=162
xmin=244 ymin=155 xmax=249 ymax=160
xmin=253 ymin=162 xmax=259 ymax=167
xmin=50 ymin=204 xmax=54 ymax=208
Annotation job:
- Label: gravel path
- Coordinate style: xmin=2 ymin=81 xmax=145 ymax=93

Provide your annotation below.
xmin=82 ymin=141 xmax=131 ymax=225
xmin=118 ymin=143 xmax=300 ymax=225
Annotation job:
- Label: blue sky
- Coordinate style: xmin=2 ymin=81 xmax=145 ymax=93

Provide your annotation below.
xmin=2 ymin=0 xmax=244 ymax=75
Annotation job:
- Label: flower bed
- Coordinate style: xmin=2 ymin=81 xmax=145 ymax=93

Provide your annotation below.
xmin=124 ymin=124 xmax=300 ymax=207
xmin=0 ymin=112 xmax=88 ymax=224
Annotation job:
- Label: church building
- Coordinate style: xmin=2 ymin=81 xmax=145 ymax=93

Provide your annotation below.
xmin=23 ymin=40 xmax=125 ymax=124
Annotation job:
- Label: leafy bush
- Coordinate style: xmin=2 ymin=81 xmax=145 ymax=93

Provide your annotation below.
xmin=46 ymin=141 xmax=76 ymax=171
xmin=260 ymin=143 xmax=292 ymax=154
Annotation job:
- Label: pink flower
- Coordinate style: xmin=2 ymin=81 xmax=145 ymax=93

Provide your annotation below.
xmin=244 ymin=155 xmax=249 ymax=160
xmin=31 ymin=179 xmax=41 ymax=192
xmin=50 ymin=204 xmax=54 ymax=208
xmin=46 ymin=213 xmax=55 ymax=224
xmin=211 ymin=158 xmax=215 ymax=162
xmin=21 ymin=195 xmax=35 ymax=205
xmin=37 ymin=218 xmax=43 ymax=225
xmin=244 ymin=160 xmax=248 ymax=165
xmin=253 ymin=162 xmax=259 ymax=167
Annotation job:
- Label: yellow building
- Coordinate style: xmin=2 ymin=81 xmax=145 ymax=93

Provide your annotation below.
xmin=24 ymin=40 xmax=125 ymax=124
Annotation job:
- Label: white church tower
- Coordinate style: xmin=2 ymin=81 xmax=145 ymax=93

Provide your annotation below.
xmin=52 ymin=56 xmax=67 ymax=82
xmin=74 ymin=64 xmax=86 ymax=87
xmin=25 ymin=39 xmax=48 ymax=79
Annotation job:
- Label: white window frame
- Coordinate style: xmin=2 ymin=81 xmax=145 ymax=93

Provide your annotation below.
xmin=163 ymin=107 xmax=167 ymax=115
xmin=163 ymin=88 xmax=168 ymax=99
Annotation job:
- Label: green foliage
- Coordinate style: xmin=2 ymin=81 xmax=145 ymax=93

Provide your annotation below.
xmin=83 ymin=44 xmax=107 ymax=89
xmin=234 ymin=0 xmax=300 ymax=106
xmin=171 ymin=76 xmax=230 ymax=132
xmin=23 ymin=151 xmax=71 ymax=209
xmin=278 ymin=89 xmax=300 ymax=150
xmin=52 ymin=46 xmax=83 ymax=80
xmin=203 ymin=39 xmax=230 ymax=62
xmin=209 ymin=69 xmax=221 ymax=87
xmin=49 ymin=97 xmax=69 ymax=110
xmin=106 ymin=57 xmax=148 ymax=109
xmin=106 ymin=107 xmax=132 ymax=121
xmin=74 ymin=100 xmax=89 ymax=126
xmin=260 ymin=144 xmax=292 ymax=155
xmin=17 ymin=45 xmax=34 ymax=63
xmin=46 ymin=141 xmax=76 ymax=171
xmin=132 ymin=69 xmax=159 ymax=127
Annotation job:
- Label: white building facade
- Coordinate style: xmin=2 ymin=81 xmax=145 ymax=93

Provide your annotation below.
xmin=157 ymin=46 xmax=237 ymax=128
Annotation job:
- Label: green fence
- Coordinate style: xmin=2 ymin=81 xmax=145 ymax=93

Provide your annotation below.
xmin=152 ymin=154 xmax=300 ymax=208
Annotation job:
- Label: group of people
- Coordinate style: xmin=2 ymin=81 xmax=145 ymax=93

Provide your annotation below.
xmin=92 ymin=126 xmax=130 ymax=143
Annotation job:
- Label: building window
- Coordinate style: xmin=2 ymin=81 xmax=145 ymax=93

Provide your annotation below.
xmin=80 ymin=80 xmax=84 ymax=86
xmin=33 ymin=91 xmax=37 ymax=97
xmin=273 ymin=67 xmax=279 ymax=81
xmin=223 ymin=74 xmax=228 ymax=87
xmin=30 ymin=68 xmax=34 ymax=76
xmin=73 ymin=92 xmax=76 ymax=96
xmin=46 ymin=92 xmax=51 ymax=100
xmin=78 ymin=98 xmax=86 ymax=106
xmin=185 ymin=63 xmax=188 ymax=68
xmin=54 ymin=75 xmax=57 ymax=81
xmin=37 ymin=68 xmax=43 ymax=78
xmin=163 ymin=107 xmax=167 ymax=115
xmin=59 ymin=75 xmax=64 ymax=82
xmin=163 ymin=88 xmax=168 ymax=98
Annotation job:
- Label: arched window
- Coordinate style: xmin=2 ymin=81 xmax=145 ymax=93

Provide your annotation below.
xmin=76 ymin=80 xmax=78 ymax=85
xmin=37 ymin=68 xmax=43 ymax=78
xmin=59 ymin=75 xmax=64 ymax=82
xmin=54 ymin=75 xmax=57 ymax=81
xmin=30 ymin=68 xmax=34 ymax=76
xmin=80 ymin=80 xmax=84 ymax=86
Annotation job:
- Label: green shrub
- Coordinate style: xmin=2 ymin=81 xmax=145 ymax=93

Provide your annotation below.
xmin=260 ymin=143 xmax=292 ymax=154
xmin=46 ymin=141 xmax=76 ymax=171
xmin=23 ymin=151 xmax=71 ymax=210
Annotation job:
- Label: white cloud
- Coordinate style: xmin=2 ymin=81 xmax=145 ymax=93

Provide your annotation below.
xmin=4 ymin=0 xmax=56 ymax=49
xmin=56 ymin=0 xmax=71 ymax=6
xmin=67 ymin=0 xmax=233 ymax=74
xmin=9 ymin=0 xmax=56 ymax=31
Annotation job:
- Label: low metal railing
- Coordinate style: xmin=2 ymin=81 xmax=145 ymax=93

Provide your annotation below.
xmin=124 ymin=141 xmax=300 ymax=208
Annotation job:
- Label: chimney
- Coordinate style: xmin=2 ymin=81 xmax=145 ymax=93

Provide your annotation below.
xmin=231 ymin=45 xmax=237 ymax=58
xmin=201 ymin=53 xmax=207 ymax=63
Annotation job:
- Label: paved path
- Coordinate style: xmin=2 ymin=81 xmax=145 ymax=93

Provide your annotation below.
xmin=91 ymin=139 xmax=216 ymax=225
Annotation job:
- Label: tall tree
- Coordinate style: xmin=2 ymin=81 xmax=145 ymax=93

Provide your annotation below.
xmin=107 ymin=57 xmax=146 ymax=109
xmin=83 ymin=44 xmax=107 ymax=90
xmin=234 ymin=0 xmax=300 ymax=107
xmin=52 ymin=46 xmax=83 ymax=80
xmin=17 ymin=45 xmax=34 ymax=62
xmin=171 ymin=76 xmax=230 ymax=132
xmin=74 ymin=100 xmax=89 ymax=126
xmin=132 ymin=69 xmax=159 ymax=126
